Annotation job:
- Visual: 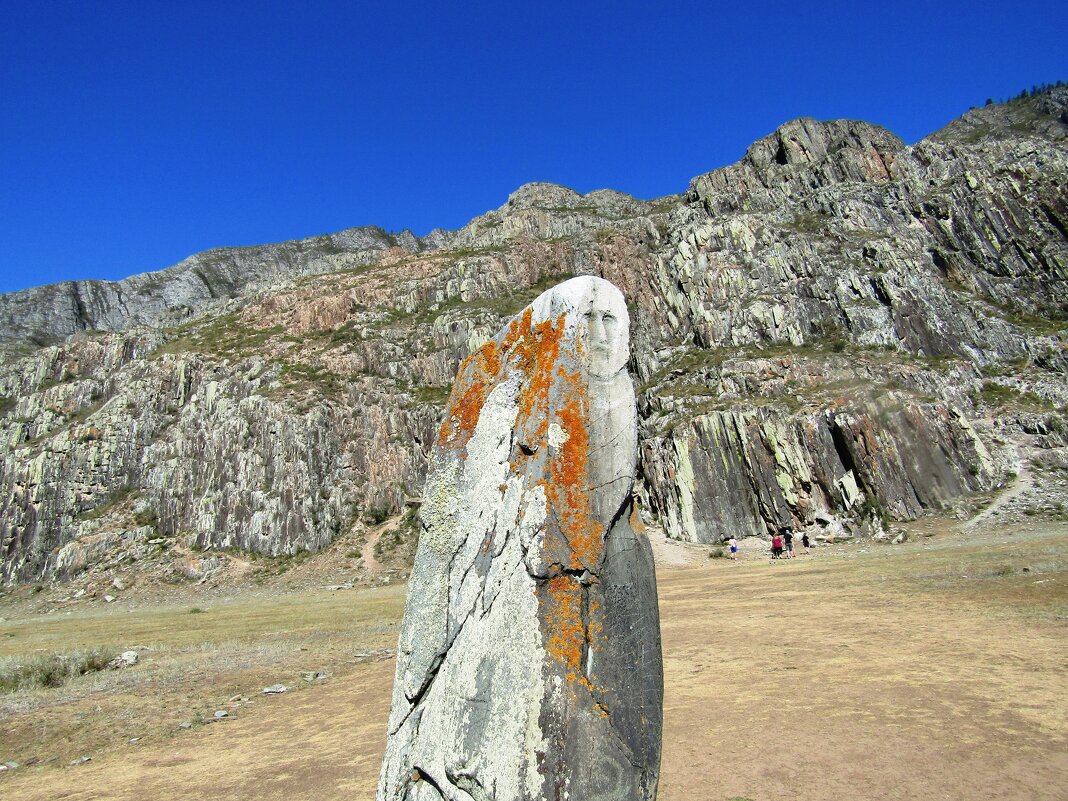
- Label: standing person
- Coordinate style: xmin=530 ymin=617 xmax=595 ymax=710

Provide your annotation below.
xmin=728 ymin=536 xmax=738 ymax=561
xmin=802 ymin=531 xmax=812 ymax=553
xmin=783 ymin=527 xmax=794 ymax=558
xmin=770 ymin=532 xmax=783 ymax=560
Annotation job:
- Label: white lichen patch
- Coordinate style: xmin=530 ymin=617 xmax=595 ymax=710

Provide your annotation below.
xmin=548 ymin=422 xmax=569 ymax=448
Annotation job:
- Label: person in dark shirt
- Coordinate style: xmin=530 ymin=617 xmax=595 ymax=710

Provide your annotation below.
xmin=801 ymin=531 xmax=812 ymax=553
xmin=783 ymin=528 xmax=794 ymax=558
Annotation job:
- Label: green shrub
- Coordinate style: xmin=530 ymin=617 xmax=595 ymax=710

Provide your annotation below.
xmin=0 ymin=647 xmax=119 ymax=693
xmin=134 ymin=509 xmax=158 ymax=527
xmin=365 ymin=504 xmax=392 ymax=525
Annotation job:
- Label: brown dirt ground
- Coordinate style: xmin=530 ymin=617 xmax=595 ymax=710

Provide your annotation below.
xmin=1 ymin=520 xmax=1066 ymax=801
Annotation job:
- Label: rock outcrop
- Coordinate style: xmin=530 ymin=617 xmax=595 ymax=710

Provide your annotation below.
xmin=1 ymin=89 xmax=1066 ymax=582
xmin=377 ymin=277 xmax=662 ymax=801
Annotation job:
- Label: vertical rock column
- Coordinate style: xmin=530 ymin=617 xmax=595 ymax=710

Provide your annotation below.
xmin=376 ymin=277 xmax=663 ymax=801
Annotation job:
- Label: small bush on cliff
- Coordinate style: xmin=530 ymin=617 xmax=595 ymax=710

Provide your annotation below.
xmin=134 ymin=508 xmax=158 ymax=528
xmin=856 ymin=495 xmax=891 ymax=530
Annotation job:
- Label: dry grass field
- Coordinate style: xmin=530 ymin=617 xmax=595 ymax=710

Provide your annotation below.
xmin=1 ymin=518 xmax=1065 ymax=801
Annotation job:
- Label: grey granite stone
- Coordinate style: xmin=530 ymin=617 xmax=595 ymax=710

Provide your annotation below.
xmin=376 ymin=277 xmax=663 ymax=801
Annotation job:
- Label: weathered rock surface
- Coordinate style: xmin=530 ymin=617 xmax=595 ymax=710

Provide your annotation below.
xmin=0 ymin=89 xmax=1066 ymax=581
xmin=377 ymin=277 xmax=662 ymax=801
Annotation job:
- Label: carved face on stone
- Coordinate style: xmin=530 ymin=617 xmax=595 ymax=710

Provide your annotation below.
xmin=534 ymin=276 xmax=630 ymax=379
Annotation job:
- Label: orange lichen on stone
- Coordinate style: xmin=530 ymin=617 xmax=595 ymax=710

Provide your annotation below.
xmin=436 ymin=340 xmax=502 ymax=453
xmin=438 ymin=300 xmax=609 ymax=693
xmin=508 ymin=310 xmax=563 ymax=459
xmin=524 ymin=317 xmax=611 ymax=695
xmin=544 ymin=575 xmax=583 ymax=677
xmin=545 ymin=366 xmax=604 ymax=571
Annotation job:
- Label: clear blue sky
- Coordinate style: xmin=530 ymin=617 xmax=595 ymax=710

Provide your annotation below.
xmin=1 ymin=1 xmax=1065 ymax=294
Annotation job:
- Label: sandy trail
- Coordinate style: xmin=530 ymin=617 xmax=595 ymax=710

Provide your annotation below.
xmin=964 ymin=443 xmax=1032 ymax=531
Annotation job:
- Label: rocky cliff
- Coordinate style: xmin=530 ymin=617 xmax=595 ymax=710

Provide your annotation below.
xmin=1 ymin=89 xmax=1066 ymax=583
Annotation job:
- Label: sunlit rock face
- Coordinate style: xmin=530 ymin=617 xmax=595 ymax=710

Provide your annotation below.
xmin=376 ymin=276 xmax=663 ymax=801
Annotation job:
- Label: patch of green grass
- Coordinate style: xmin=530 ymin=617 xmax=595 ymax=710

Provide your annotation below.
xmin=413 ymin=384 xmax=452 ymax=406
xmin=0 ymin=647 xmax=120 ymax=693
xmin=783 ymin=210 xmax=831 ymax=234
xmin=66 ymin=400 xmax=105 ymax=425
xmin=79 ymin=485 xmax=138 ymax=522
xmin=37 ymin=370 xmax=79 ymax=392
xmin=258 ymin=550 xmax=314 ymax=577
xmin=909 ymin=352 xmax=966 ymax=374
xmin=436 ymin=244 xmax=507 ymax=260
xmin=278 ymin=362 xmax=347 ymax=396
xmin=327 ymin=320 xmax=366 ymax=347
xmin=537 ymin=204 xmax=601 ymax=215
xmin=946 ymin=122 xmax=994 ymax=145
xmin=980 ymin=357 xmax=1030 ymax=377
xmin=302 ymin=260 xmax=391 ymax=285
xmin=986 ymin=298 xmax=1068 ymax=337
xmin=134 ymin=508 xmax=158 ymax=528
xmin=189 ymin=607 xmax=206 ymax=614
xmin=978 ymin=381 xmax=1052 ymax=411
xmin=648 ymin=197 xmax=679 ymax=214
xmin=154 ymin=314 xmax=285 ymax=359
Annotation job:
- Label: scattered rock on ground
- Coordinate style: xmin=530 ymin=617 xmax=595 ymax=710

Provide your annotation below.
xmin=107 ymin=650 xmax=139 ymax=669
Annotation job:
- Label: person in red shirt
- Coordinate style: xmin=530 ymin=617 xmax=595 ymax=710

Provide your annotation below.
xmin=771 ymin=533 xmax=783 ymax=559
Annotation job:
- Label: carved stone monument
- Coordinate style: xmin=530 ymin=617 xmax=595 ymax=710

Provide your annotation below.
xmin=376 ymin=276 xmax=662 ymax=801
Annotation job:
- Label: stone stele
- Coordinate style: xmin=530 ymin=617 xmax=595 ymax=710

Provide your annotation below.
xmin=376 ymin=276 xmax=663 ymax=800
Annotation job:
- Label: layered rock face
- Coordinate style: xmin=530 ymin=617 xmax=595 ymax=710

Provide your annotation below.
xmin=0 ymin=90 xmax=1066 ymax=582
xmin=377 ymin=277 xmax=662 ymax=801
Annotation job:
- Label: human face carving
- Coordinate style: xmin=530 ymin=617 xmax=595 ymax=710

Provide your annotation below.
xmin=535 ymin=276 xmax=630 ymax=380
xmin=580 ymin=298 xmax=622 ymax=379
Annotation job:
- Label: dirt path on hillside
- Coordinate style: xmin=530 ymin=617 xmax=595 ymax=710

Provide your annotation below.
xmin=3 ymin=534 xmax=1066 ymax=801
xmin=359 ymin=522 xmax=391 ymax=573
xmin=964 ymin=443 xmax=1032 ymax=531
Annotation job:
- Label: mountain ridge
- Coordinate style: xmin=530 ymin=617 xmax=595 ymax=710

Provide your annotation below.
xmin=7 ymin=97 xmax=1055 ymax=348
xmin=0 ymin=89 xmax=1065 ymax=584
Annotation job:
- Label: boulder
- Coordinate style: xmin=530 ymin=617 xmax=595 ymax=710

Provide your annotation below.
xmin=108 ymin=650 xmax=139 ymax=669
xmin=376 ymin=277 xmax=663 ymax=800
